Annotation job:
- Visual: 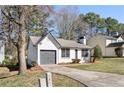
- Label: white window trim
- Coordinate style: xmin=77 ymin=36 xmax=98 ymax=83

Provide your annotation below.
xmin=61 ymin=48 xmax=70 ymax=58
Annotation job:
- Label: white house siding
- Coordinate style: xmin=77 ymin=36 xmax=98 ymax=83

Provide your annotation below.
xmin=78 ymin=49 xmax=85 ymax=63
xmin=58 ymin=49 xmax=75 ymax=63
xmin=122 ymin=49 xmax=124 ymax=56
xmin=117 ymin=37 xmax=124 ymax=42
xmin=78 ymin=49 xmax=81 ymax=60
xmin=28 ymin=40 xmax=37 ymax=64
xmin=37 ymin=36 xmax=58 ymax=65
xmin=58 ymin=48 xmax=90 ymax=63
xmin=77 ymin=49 xmax=85 ymax=63
xmin=0 ymin=44 xmax=4 ymax=64
xmin=106 ymin=39 xmax=112 ymax=46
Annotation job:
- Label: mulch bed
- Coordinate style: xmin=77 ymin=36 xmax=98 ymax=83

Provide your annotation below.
xmin=0 ymin=66 xmax=44 ymax=79
xmin=27 ymin=65 xmax=44 ymax=73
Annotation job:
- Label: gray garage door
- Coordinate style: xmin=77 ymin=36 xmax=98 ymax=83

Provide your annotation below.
xmin=40 ymin=50 xmax=56 ymax=64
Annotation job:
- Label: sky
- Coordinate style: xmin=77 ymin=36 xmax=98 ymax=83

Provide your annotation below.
xmin=54 ymin=5 xmax=124 ymax=23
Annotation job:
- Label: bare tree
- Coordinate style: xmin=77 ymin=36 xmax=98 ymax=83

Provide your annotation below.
xmin=73 ymin=14 xmax=89 ymax=40
xmin=54 ymin=6 xmax=79 ymax=40
xmin=54 ymin=6 xmax=89 ymax=40
xmin=0 ymin=5 xmax=53 ymax=74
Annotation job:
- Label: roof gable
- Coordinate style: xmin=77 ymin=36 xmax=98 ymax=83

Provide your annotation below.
xmin=30 ymin=33 xmax=91 ymax=49
xmin=30 ymin=33 xmax=60 ymax=48
xmin=118 ymin=35 xmax=124 ymax=40
xmin=46 ymin=33 xmax=61 ymax=48
xmin=30 ymin=36 xmax=41 ymax=45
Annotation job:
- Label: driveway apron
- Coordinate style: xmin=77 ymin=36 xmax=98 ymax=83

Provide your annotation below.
xmin=41 ymin=64 xmax=124 ymax=87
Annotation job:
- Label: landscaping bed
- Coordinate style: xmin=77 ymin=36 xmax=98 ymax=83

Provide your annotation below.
xmin=0 ymin=66 xmax=83 ymax=87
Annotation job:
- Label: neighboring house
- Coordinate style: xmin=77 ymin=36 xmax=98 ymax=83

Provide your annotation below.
xmin=87 ymin=34 xmax=124 ymax=57
xmin=0 ymin=40 xmax=5 ymax=64
xmin=28 ymin=33 xmax=91 ymax=65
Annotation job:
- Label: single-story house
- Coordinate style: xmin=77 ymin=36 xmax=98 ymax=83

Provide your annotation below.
xmin=0 ymin=40 xmax=5 ymax=64
xmin=87 ymin=34 xmax=124 ymax=57
xmin=28 ymin=33 xmax=91 ymax=65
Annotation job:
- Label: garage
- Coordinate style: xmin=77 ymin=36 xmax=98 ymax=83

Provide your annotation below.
xmin=40 ymin=50 xmax=56 ymax=64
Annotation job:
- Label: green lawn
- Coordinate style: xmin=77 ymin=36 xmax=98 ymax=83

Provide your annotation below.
xmin=67 ymin=58 xmax=124 ymax=75
xmin=0 ymin=71 xmax=83 ymax=87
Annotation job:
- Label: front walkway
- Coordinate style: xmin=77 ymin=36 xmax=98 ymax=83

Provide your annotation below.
xmin=41 ymin=65 xmax=124 ymax=87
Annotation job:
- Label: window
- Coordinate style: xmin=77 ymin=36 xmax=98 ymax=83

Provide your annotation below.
xmin=82 ymin=49 xmax=88 ymax=57
xmin=61 ymin=48 xmax=70 ymax=57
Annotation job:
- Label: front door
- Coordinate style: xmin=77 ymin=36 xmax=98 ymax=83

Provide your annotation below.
xmin=75 ymin=49 xmax=78 ymax=59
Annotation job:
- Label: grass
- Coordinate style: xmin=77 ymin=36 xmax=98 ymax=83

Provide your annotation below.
xmin=0 ymin=71 xmax=83 ymax=87
xmin=67 ymin=58 xmax=124 ymax=75
xmin=52 ymin=73 xmax=84 ymax=87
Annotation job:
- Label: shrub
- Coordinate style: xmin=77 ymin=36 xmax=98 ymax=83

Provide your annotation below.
xmin=2 ymin=56 xmax=18 ymax=66
xmin=2 ymin=56 xmax=10 ymax=65
xmin=93 ymin=45 xmax=102 ymax=62
xmin=115 ymin=47 xmax=123 ymax=57
xmin=31 ymin=61 xmax=38 ymax=67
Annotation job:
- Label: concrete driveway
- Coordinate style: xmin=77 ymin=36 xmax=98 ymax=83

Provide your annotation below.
xmin=41 ymin=65 xmax=124 ymax=87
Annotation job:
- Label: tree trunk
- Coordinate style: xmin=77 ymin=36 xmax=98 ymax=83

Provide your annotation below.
xmin=93 ymin=57 xmax=96 ymax=63
xmin=17 ymin=7 xmax=27 ymax=74
xmin=17 ymin=33 xmax=27 ymax=74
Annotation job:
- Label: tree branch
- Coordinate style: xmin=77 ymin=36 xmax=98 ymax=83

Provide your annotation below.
xmin=1 ymin=9 xmax=22 ymax=26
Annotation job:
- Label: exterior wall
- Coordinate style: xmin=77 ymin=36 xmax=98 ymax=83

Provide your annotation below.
xmin=106 ymin=39 xmax=112 ymax=46
xmin=81 ymin=50 xmax=91 ymax=63
xmin=105 ymin=47 xmax=116 ymax=56
xmin=58 ymin=49 xmax=75 ymax=63
xmin=58 ymin=48 xmax=90 ymax=63
xmin=28 ymin=35 xmax=91 ymax=65
xmin=87 ymin=35 xmax=121 ymax=57
xmin=117 ymin=37 xmax=124 ymax=42
xmin=122 ymin=49 xmax=124 ymax=56
xmin=28 ymin=40 xmax=37 ymax=64
xmin=0 ymin=44 xmax=4 ymax=64
xmin=111 ymin=39 xmax=117 ymax=43
xmin=37 ymin=36 xmax=58 ymax=65
xmin=87 ymin=35 xmax=106 ymax=56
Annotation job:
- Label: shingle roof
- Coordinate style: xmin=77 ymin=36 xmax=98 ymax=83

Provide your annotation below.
xmin=56 ymin=38 xmax=91 ymax=49
xmin=96 ymin=35 xmax=117 ymax=40
xmin=30 ymin=35 xmax=91 ymax=49
xmin=107 ymin=42 xmax=124 ymax=47
xmin=104 ymin=36 xmax=117 ymax=40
